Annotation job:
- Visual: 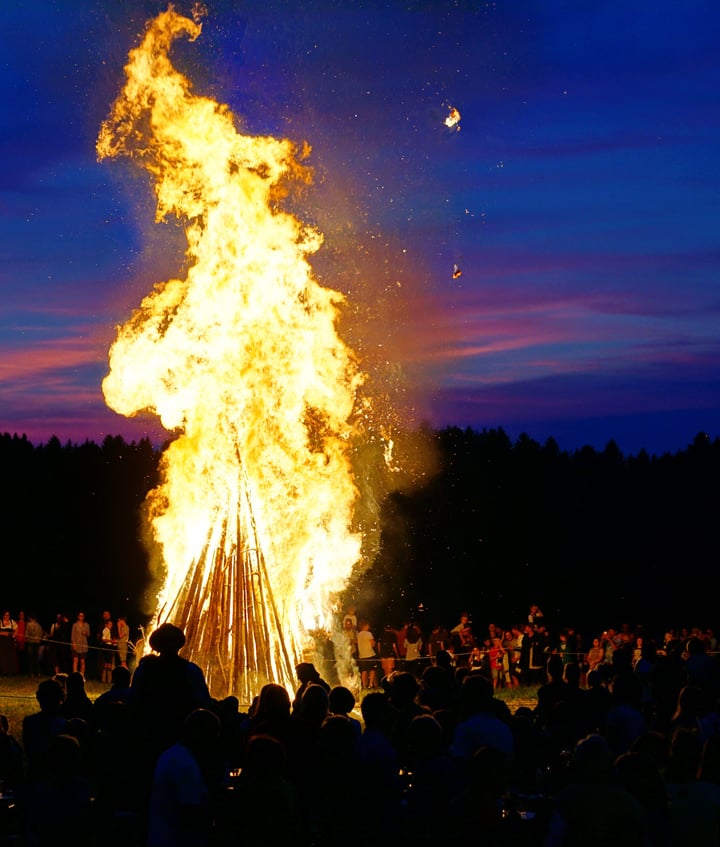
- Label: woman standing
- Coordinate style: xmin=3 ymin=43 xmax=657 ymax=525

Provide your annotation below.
xmin=586 ymin=637 xmax=605 ymax=671
xmin=0 ymin=611 xmax=18 ymax=675
xmin=404 ymin=624 xmax=424 ymax=679
xmin=116 ymin=615 xmax=130 ymax=669
xmin=71 ymin=612 xmax=91 ymax=676
xmin=101 ymin=618 xmax=115 ymax=683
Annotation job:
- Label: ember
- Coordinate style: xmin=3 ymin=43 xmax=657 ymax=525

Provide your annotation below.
xmin=444 ymin=105 xmax=461 ymax=130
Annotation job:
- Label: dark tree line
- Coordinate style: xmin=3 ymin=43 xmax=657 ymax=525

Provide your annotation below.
xmin=2 ymin=427 xmax=718 ymax=638
xmin=1 ymin=432 xmax=160 ymax=629
xmin=352 ymin=427 xmax=720 ymax=637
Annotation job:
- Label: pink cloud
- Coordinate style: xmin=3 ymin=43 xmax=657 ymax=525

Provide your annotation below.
xmin=0 ymin=334 xmax=106 ymax=382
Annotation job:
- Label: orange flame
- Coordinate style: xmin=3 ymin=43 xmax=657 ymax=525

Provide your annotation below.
xmin=98 ymin=9 xmax=367 ymax=700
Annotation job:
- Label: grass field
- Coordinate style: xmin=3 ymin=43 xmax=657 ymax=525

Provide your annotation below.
xmin=1 ymin=675 xmax=539 ymax=749
xmin=0 ymin=676 xmax=110 ymax=741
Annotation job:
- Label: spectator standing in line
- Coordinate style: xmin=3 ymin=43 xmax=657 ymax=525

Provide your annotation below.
xmin=341 ymin=616 xmax=358 ymax=663
xmin=357 ymin=620 xmax=379 ymax=690
xmin=557 ymin=630 xmax=573 ymax=669
xmin=383 ymin=622 xmax=408 ymax=671
xmin=342 ymin=606 xmax=357 ymax=631
xmin=116 ymin=614 xmax=130 ymax=669
xmin=71 ymin=612 xmax=91 ymax=676
xmin=55 ymin=613 xmax=73 ymax=675
xmin=488 ymin=636 xmax=505 ymax=690
xmin=96 ymin=610 xmax=114 ymax=678
xmin=450 ymin=612 xmax=476 ymax=668
xmin=427 ymin=623 xmax=450 ymax=658
xmin=0 ymin=611 xmax=18 ymax=675
xmin=503 ymin=629 xmax=521 ymax=688
xmin=586 ymin=637 xmax=605 ymax=671
xmin=404 ymin=623 xmax=424 ymax=679
xmin=25 ymin=614 xmax=44 ymax=678
xmin=101 ymin=617 xmax=115 ymax=683
xmin=528 ymin=604 xmax=545 ymax=627
xmin=527 ymin=625 xmax=548 ymax=685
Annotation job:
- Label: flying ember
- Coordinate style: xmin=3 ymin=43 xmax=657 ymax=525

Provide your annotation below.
xmin=444 ymin=105 xmax=461 ymax=130
xmin=98 ymin=8 xmax=370 ymax=701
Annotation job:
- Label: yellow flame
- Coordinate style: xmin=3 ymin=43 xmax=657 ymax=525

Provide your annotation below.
xmin=98 ymin=9 xmax=366 ymax=700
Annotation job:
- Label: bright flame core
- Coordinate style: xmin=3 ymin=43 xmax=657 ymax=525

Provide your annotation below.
xmin=98 ymin=9 xmax=367 ymax=701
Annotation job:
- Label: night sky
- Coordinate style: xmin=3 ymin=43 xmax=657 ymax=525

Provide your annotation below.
xmin=3 ymin=0 xmax=719 ymax=455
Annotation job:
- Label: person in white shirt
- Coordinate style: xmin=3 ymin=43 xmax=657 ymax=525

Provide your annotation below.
xmin=357 ymin=620 xmax=379 ymax=689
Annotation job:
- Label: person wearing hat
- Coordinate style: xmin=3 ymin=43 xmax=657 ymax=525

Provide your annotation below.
xmin=130 ymin=623 xmax=212 ymax=777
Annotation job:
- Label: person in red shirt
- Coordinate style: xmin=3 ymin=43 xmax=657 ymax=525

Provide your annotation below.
xmin=488 ymin=637 xmax=505 ymax=690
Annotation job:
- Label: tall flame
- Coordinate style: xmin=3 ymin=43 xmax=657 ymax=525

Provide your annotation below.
xmin=98 ymin=8 xmax=367 ymax=701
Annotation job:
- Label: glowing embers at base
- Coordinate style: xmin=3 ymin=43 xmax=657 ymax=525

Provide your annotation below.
xmin=98 ymin=8 xmax=364 ymax=700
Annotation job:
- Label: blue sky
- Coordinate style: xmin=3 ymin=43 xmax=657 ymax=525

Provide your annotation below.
xmin=2 ymin=0 xmax=719 ymax=455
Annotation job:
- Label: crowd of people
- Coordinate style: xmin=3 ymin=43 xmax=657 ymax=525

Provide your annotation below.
xmin=0 ymin=610 xmax=133 ymax=681
xmin=2 ymin=607 xmax=720 ymax=845
xmin=339 ymin=604 xmax=719 ymax=692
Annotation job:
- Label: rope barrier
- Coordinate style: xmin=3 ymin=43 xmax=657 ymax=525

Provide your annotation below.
xmin=18 ymin=636 xmax=140 ymax=656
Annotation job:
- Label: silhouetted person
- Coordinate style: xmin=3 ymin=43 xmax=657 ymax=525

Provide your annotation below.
xmin=24 ymin=733 xmax=93 ymax=847
xmin=147 ymin=708 xmax=221 ymax=847
xmin=418 ymin=663 xmax=456 ymax=713
xmin=291 ymin=661 xmax=330 ymax=712
xmin=215 ymin=733 xmax=301 ymax=845
xmin=0 ymin=713 xmax=23 ymax=792
xmin=92 ymin=699 xmax=144 ymax=839
xmin=130 ymin=622 xmax=212 ymax=816
xmin=50 ymin=613 xmax=72 ymax=675
xmin=22 ymin=678 xmax=68 ymax=781
xmin=535 ymin=654 xmax=572 ymax=729
xmin=665 ymin=727 xmax=720 ymax=847
xmin=616 ymin=751 xmax=671 ymax=847
xmin=245 ymin=683 xmax=295 ymax=751
xmin=63 ymin=671 xmax=94 ymax=724
xmin=585 ymin=667 xmax=612 ymax=735
xmin=699 ymin=734 xmax=720 ymax=787
xmin=327 ymin=685 xmax=361 ymax=740
xmin=606 ymin=671 xmax=647 ymax=757
xmin=355 ymin=692 xmax=403 ymax=842
xmin=450 ymin=673 xmax=514 ymax=763
xmin=685 ymin=636 xmax=718 ymax=697
xmin=545 ymin=734 xmax=645 ymax=847
xmin=404 ymin=714 xmax=466 ymax=843
xmin=216 ymin=695 xmax=246 ymax=772
xmin=449 ymin=745 xmax=510 ymax=845
xmin=130 ymin=623 xmax=211 ymax=758
xmin=386 ymin=671 xmax=427 ymax=767
xmin=93 ymin=664 xmax=132 ymax=721
xmin=290 ymin=683 xmax=330 ymax=817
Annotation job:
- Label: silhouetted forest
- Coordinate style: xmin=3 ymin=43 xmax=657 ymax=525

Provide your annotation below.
xmin=1 ymin=433 xmax=159 ymax=629
xmin=2 ymin=427 xmax=718 ymax=637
